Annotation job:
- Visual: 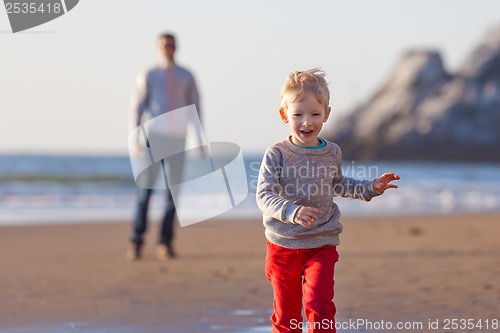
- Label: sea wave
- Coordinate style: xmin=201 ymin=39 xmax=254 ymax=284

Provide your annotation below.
xmin=1 ymin=154 xmax=499 ymax=225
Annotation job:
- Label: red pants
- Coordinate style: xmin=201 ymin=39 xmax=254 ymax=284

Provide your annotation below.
xmin=265 ymin=241 xmax=339 ymax=333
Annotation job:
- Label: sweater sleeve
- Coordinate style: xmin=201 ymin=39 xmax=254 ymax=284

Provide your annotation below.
xmin=129 ymin=70 xmax=150 ymax=134
xmin=186 ymin=71 xmax=205 ymax=144
xmin=333 ymin=146 xmax=381 ymax=202
xmin=256 ymin=147 xmax=301 ymax=223
xmin=186 ymin=72 xmax=201 ymax=119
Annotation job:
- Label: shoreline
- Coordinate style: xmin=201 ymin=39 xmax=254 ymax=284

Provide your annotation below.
xmin=1 ymin=209 xmax=499 ymax=227
xmin=1 ymin=213 xmax=499 ymax=332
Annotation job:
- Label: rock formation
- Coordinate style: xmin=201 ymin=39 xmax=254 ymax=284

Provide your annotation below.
xmin=327 ymin=24 xmax=500 ymax=162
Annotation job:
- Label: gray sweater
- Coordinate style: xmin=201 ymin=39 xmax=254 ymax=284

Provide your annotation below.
xmin=129 ymin=63 xmax=200 ymax=132
xmin=256 ymin=137 xmax=380 ymax=249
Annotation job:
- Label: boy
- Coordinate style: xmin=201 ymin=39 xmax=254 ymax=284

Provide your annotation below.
xmin=256 ymin=69 xmax=399 ymax=333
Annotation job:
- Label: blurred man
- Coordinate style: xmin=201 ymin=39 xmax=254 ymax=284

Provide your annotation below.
xmin=128 ymin=33 xmax=202 ymax=260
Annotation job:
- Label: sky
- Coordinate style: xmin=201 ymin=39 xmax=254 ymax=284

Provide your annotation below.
xmin=1 ymin=0 xmax=499 ymax=155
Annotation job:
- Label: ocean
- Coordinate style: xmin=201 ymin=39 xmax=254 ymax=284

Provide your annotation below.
xmin=1 ymin=154 xmax=500 ymax=226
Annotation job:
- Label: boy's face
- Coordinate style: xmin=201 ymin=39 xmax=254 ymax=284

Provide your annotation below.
xmin=280 ymin=92 xmax=331 ymax=146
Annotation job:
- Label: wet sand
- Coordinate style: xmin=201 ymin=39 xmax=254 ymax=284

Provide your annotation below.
xmin=0 ymin=214 xmax=499 ymax=332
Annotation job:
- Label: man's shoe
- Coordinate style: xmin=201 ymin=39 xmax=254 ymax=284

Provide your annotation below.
xmin=168 ymin=246 xmax=176 ymax=259
xmin=126 ymin=243 xmax=142 ymax=261
xmin=157 ymin=244 xmax=176 ymax=260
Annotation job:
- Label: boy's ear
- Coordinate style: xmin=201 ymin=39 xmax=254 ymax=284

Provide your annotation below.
xmin=279 ymin=108 xmax=288 ymax=123
xmin=323 ymin=107 xmax=331 ymax=122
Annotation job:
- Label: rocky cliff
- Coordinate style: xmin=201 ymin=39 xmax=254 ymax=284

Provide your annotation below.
xmin=326 ymin=24 xmax=500 ymax=162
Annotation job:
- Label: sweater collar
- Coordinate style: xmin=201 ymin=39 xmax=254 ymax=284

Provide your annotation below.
xmin=282 ymin=136 xmax=333 ymax=155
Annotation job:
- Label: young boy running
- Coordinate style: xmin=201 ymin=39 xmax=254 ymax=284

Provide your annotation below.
xmin=256 ymin=69 xmax=400 ymax=333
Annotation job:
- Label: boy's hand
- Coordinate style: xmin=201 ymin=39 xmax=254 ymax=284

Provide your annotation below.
xmin=294 ymin=206 xmax=323 ymax=228
xmin=374 ymin=172 xmax=400 ymax=194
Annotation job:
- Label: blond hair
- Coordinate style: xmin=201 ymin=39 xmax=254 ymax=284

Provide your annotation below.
xmin=280 ymin=68 xmax=330 ymax=110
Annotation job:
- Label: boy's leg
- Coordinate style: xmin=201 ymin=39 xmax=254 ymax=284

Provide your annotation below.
xmin=265 ymin=241 xmax=303 ymax=333
xmin=302 ymin=246 xmax=339 ymax=333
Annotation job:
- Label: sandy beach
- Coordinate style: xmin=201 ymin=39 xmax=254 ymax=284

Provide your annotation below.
xmin=1 ymin=214 xmax=499 ymax=332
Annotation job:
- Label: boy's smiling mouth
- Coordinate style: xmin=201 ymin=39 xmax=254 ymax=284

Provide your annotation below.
xmin=300 ymin=129 xmax=314 ymax=136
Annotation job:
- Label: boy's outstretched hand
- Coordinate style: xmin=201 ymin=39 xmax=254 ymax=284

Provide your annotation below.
xmin=374 ymin=172 xmax=400 ymax=194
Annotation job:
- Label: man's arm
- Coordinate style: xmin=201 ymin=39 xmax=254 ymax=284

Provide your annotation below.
xmin=187 ymin=72 xmax=201 ymax=120
xmin=129 ymin=70 xmax=150 ymax=134
xmin=128 ymin=70 xmax=150 ymax=158
xmin=186 ymin=71 xmax=206 ymax=153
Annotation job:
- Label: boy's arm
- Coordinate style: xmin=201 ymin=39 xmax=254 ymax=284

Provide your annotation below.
xmin=333 ymin=148 xmax=381 ymax=202
xmin=335 ymin=174 xmax=380 ymax=201
xmin=256 ymin=148 xmax=300 ymax=223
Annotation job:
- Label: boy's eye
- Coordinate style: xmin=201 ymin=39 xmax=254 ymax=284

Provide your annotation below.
xmin=293 ymin=114 xmax=302 ymax=117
